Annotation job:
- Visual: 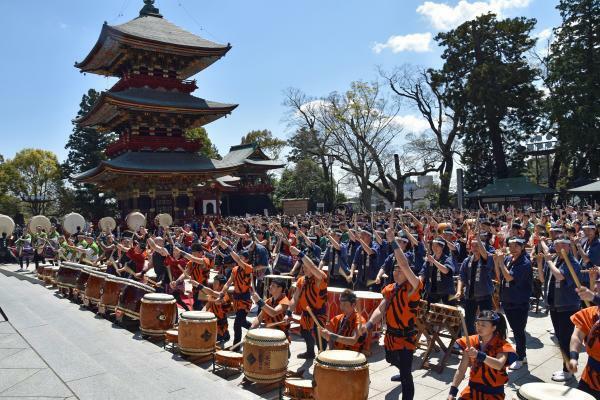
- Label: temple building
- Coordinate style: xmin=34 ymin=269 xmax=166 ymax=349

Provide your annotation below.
xmin=73 ymin=0 xmax=283 ymax=221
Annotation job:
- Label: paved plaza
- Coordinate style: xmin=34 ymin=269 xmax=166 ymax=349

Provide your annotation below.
xmin=0 ymin=263 xmax=588 ymax=399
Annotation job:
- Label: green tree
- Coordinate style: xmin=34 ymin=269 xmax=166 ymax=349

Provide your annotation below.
xmin=185 ymin=127 xmax=221 ymax=160
xmin=3 ymin=149 xmax=62 ymax=215
xmin=63 ymin=89 xmax=117 ymax=219
xmin=546 ymin=0 xmax=600 ymax=182
xmin=434 ymin=13 xmax=542 ymax=191
xmin=240 ymin=129 xmax=286 ymax=160
xmin=274 ymin=159 xmax=330 ymax=208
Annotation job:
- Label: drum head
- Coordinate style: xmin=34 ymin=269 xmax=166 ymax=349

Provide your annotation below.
xmin=217 ymin=350 xmax=243 ymax=359
xmin=285 ymin=379 xmax=313 ymax=389
xmin=327 ymin=287 xmax=346 ymax=294
xmin=86 ymin=269 xmax=108 ymax=278
xmin=143 ymin=293 xmax=174 ymax=301
xmin=354 ymin=291 xmax=384 ymax=300
xmin=0 ymin=215 xmax=15 ymax=236
xmin=246 ymin=328 xmax=286 ymax=341
xmin=99 ymin=217 xmax=117 ymax=233
xmin=518 ymin=382 xmax=595 ymax=400
xmin=316 ymin=349 xmax=367 ymax=367
xmin=156 ymin=213 xmax=173 ymax=228
xmin=63 ymin=213 xmax=86 ymax=235
xmin=181 ymin=311 xmax=216 ymax=321
xmin=126 ymin=212 xmax=146 ymax=231
xmin=29 ymin=215 xmax=51 ymax=233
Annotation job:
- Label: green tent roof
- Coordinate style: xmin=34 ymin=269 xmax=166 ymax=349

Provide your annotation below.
xmin=466 ymin=176 xmax=555 ymax=198
xmin=568 ymin=180 xmax=600 ymax=193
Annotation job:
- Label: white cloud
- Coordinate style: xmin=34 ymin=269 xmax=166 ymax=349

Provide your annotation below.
xmin=416 ymin=0 xmax=532 ymax=31
xmin=373 ymin=33 xmax=433 ymax=54
xmin=536 ymin=27 xmax=552 ymax=41
xmin=390 ymin=115 xmax=431 ymax=133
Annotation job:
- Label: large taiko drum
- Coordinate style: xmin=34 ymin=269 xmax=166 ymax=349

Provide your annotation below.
xmin=243 ymin=328 xmax=289 ymax=384
xmin=140 ymin=293 xmax=177 ymax=337
xmin=42 ymin=266 xmax=54 ymax=285
xmin=63 ymin=212 xmax=86 ymax=236
xmin=74 ymin=267 xmax=92 ymax=301
xmin=273 ymin=253 xmax=294 ymax=273
xmin=83 ymin=269 xmax=108 ymax=307
xmin=517 ymin=382 xmax=594 ymax=400
xmin=126 ymin=212 xmax=146 ymax=231
xmin=117 ymin=280 xmax=155 ymax=320
xmin=354 ymin=291 xmax=383 ymax=320
xmin=98 ymin=275 xmax=128 ymax=315
xmin=327 ymin=287 xmax=346 ymax=318
xmin=263 ymin=275 xmax=294 ymax=299
xmin=0 ymin=214 xmax=15 ymax=236
xmin=178 ymin=311 xmax=217 ymax=357
xmin=313 ymin=350 xmax=369 ymax=400
xmin=56 ymin=262 xmax=84 ymax=291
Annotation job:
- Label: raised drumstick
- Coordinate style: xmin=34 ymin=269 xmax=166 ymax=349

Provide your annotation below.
xmin=305 ymin=306 xmax=323 ymax=353
xmin=560 ymin=248 xmax=590 ymax=307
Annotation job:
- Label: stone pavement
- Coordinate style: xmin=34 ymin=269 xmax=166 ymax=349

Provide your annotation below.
xmin=0 ymin=262 xmax=590 ymax=399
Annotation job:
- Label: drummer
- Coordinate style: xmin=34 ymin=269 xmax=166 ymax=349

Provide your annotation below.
xmin=174 ymin=243 xmax=211 ymax=310
xmin=492 ymin=236 xmax=532 ymax=370
xmin=319 ymin=229 xmax=350 ymax=288
xmin=201 ymin=274 xmax=232 ymax=346
xmin=146 ymin=236 xmax=173 ymax=293
xmin=361 ymin=227 xmax=422 ymax=399
xmin=448 ymin=310 xmax=517 ymax=400
xmin=250 ymin=277 xmax=290 ymax=339
xmin=349 ymin=229 xmax=380 ymax=291
xmin=569 ymin=274 xmax=600 ymax=399
xmin=14 ymin=231 xmax=33 ymax=271
xmin=421 ymin=236 xmax=456 ymax=304
xmin=286 ymin=245 xmax=328 ymax=359
xmin=320 ymin=289 xmax=367 ymax=353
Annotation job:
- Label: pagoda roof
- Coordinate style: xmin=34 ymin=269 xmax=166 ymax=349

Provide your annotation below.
xmin=76 ymin=87 xmax=237 ymax=130
xmin=75 ymin=14 xmax=231 ymax=78
xmin=217 ymin=143 xmax=285 ymax=170
xmin=73 ymin=151 xmax=238 ymax=183
xmin=466 ymin=176 xmax=555 ymax=198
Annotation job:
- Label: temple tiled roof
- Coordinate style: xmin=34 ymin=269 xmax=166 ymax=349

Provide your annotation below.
xmin=217 ymin=143 xmax=285 ymax=169
xmin=107 ymin=88 xmax=237 ymax=111
xmin=466 ymin=176 xmax=555 ymax=198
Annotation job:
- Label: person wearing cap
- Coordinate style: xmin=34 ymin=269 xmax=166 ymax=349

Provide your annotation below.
xmin=448 ymin=310 xmax=517 ymax=400
xmin=457 ymin=232 xmax=495 ymax=335
xmin=251 ymin=277 xmax=291 ymax=339
xmin=576 ymin=222 xmax=600 ymax=285
xmin=286 ymin=245 xmax=328 ymax=359
xmin=441 ymin=226 xmax=463 ymax=273
xmin=320 ymin=289 xmax=367 ymax=354
xmin=201 ymin=274 xmax=232 ymax=346
xmin=361 ymin=226 xmax=423 ymax=397
xmin=493 ymin=236 xmax=532 ymax=370
xmin=536 ymin=235 xmax=582 ymax=381
xmin=216 ymin=239 xmax=254 ymax=349
xmin=320 ymin=229 xmax=350 ymax=288
xmin=568 ymin=274 xmax=600 ymax=399
xmin=350 ymin=229 xmax=381 ymax=291
xmin=421 ymin=236 xmax=456 ymax=305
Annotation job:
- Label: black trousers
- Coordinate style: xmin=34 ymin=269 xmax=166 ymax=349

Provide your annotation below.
xmin=233 ymin=309 xmax=251 ymax=348
xmin=578 ymin=378 xmax=600 ymax=399
xmin=300 ymin=324 xmax=328 ymax=356
xmin=504 ymin=304 xmax=529 ymax=360
xmin=385 ymin=349 xmax=415 ymax=400
xmin=464 ymin=296 xmax=493 ymax=335
xmin=33 ymin=252 xmax=45 ymax=268
xmin=550 ymin=308 xmax=578 ymax=372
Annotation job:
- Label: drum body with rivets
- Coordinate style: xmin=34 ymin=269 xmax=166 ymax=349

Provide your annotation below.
xmin=243 ymin=328 xmax=289 ymax=383
xmin=117 ymin=279 xmax=155 ymax=320
xmin=140 ymin=293 xmax=177 ymax=337
xmin=178 ymin=311 xmax=217 ymax=357
xmin=313 ymin=350 xmax=369 ymax=400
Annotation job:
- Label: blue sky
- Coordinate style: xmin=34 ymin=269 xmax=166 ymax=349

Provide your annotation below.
xmin=0 ymin=0 xmax=560 ymax=163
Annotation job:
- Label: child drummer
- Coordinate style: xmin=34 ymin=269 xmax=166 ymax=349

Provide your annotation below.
xmin=202 ymin=274 xmax=232 ymax=347
xmin=361 ymin=226 xmax=423 ymax=400
xmin=320 ymin=289 xmax=367 ymax=354
xmin=448 ymin=310 xmax=516 ymax=400
xmin=250 ymin=277 xmax=291 ymax=339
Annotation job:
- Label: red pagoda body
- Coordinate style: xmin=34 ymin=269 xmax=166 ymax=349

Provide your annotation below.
xmin=73 ymin=0 xmax=283 ymax=221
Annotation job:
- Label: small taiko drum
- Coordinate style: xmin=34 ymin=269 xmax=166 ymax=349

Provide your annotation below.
xmin=313 ymin=350 xmax=369 ymax=400
xmin=214 ymin=350 xmax=243 ymax=370
xmin=83 ymin=269 xmax=107 ymax=307
xmin=140 ymin=293 xmax=177 ymax=337
xmin=263 ymin=275 xmax=294 ymax=299
xmin=98 ymin=275 xmax=128 ymax=315
xmin=50 ymin=266 xmax=60 ymax=285
xmin=327 ymin=287 xmax=346 ymax=318
xmin=243 ymin=328 xmax=289 ymax=384
xmin=425 ymin=303 xmax=461 ymax=327
xmin=517 ymin=382 xmax=594 ymax=400
xmin=165 ymin=329 xmax=178 ymax=345
xmin=43 ymin=266 xmax=54 ymax=284
xmin=178 ymin=311 xmax=217 ymax=357
xmin=284 ymin=379 xmax=314 ymax=400
xmin=56 ymin=262 xmax=83 ymax=291
xmin=117 ymin=279 xmax=155 ymax=320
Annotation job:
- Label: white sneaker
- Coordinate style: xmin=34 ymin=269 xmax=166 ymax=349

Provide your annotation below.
xmin=509 ymin=360 xmax=523 ymax=370
xmin=551 ymin=371 xmax=573 ymax=382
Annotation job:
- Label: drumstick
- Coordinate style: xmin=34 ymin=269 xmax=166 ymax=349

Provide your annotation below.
xmin=227 ymin=340 xmax=244 ymax=352
xmin=457 ymin=307 xmax=470 ymax=349
xmin=305 ymin=306 xmax=323 ymax=353
xmin=560 ymin=249 xmax=591 ymax=307
xmin=265 ymin=320 xmax=289 ymax=328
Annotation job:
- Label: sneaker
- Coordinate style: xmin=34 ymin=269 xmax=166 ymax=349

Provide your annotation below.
xmin=390 ymin=374 xmax=402 ymax=382
xmin=551 ymin=371 xmax=573 ymax=382
xmin=297 ymin=352 xmax=315 ymax=359
xmin=509 ymin=360 xmax=523 ymax=370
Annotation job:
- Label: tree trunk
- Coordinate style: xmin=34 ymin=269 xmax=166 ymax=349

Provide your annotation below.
xmin=360 ymin=184 xmax=372 ymax=212
xmin=487 ymin=116 xmax=509 ymax=178
xmin=393 ymin=154 xmax=404 ymax=208
xmin=438 ymin=154 xmax=454 ymax=208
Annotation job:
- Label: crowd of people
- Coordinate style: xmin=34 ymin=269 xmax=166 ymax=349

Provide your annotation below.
xmin=1 ymin=204 xmax=600 ymax=399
